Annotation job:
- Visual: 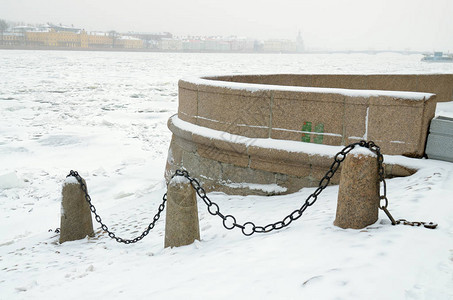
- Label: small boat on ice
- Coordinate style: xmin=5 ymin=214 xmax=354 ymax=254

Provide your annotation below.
xmin=422 ymin=52 xmax=453 ymax=62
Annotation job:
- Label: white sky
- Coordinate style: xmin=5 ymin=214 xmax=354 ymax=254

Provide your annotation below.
xmin=1 ymin=0 xmax=453 ymax=51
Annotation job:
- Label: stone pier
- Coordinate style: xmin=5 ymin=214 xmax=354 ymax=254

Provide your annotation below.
xmin=164 ymin=175 xmax=200 ymax=248
xmin=60 ymin=176 xmax=94 ymax=243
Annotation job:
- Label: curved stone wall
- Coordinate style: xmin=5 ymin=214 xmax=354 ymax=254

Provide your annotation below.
xmin=166 ymin=74 xmax=449 ymax=195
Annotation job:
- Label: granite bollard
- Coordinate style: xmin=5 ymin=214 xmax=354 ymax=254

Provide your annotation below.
xmin=165 ymin=175 xmax=200 ymax=248
xmin=60 ymin=176 xmax=94 ymax=243
xmin=334 ymin=148 xmax=379 ymax=229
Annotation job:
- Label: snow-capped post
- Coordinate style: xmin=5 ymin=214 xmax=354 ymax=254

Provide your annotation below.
xmin=334 ymin=147 xmax=379 ymax=229
xmin=59 ymin=176 xmax=94 ymax=243
xmin=164 ymin=175 xmax=200 ymax=248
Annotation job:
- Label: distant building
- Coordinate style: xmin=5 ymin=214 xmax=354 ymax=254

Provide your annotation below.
xmin=263 ymin=39 xmax=297 ymax=53
xmin=159 ymin=38 xmax=183 ymax=51
xmin=1 ymin=21 xmax=307 ymax=53
xmin=230 ymin=38 xmax=255 ymax=52
xmin=116 ymin=35 xmax=143 ymax=49
xmin=182 ymin=39 xmax=202 ymax=52
xmin=1 ymin=32 xmax=24 ymax=46
xmin=26 ymin=28 xmax=89 ymax=48
xmin=296 ymin=31 xmax=305 ymax=53
xmin=7 ymin=24 xmax=143 ymax=49
xmin=87 ymin=32 xmax=113 ymax=48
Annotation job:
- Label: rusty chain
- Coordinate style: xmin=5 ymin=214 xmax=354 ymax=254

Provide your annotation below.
xmin=63 ymin=140 xmax=436 ymax=243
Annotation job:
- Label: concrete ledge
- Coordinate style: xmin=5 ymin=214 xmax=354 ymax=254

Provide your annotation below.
xmin=166 ymin=73 xmax=453 ymax=195
xmin=166 ymin=115 xmax=422 ymax=195
xmin=179 ymin=75 xmax=438 ymax=157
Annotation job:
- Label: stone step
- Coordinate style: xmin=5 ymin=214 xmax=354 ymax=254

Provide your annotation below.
xmin=426 ymin=116 xmax=453 ymax=162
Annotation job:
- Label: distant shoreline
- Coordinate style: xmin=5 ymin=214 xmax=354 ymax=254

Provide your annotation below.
xmin=0 ymin=45 xmax=425 ymax=55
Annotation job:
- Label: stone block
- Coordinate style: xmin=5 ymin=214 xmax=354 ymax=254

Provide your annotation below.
xmin=178 ymin=87 xmax=198 ymax=124
xmin=192 ymin=133 xmax=247 ymax=155
xmin=165 ymin=176 xmax=200 ymax=248
xmin=417 ymin=74 xmax=453 ymax=102
xmin=60 ymin=178 xmax=94 ymax=244
xmin=271 ymin=94 xmax=344 ymax=146
xmin=197 ymin=90 xmax=271 ymax=133
xmin=419 ymin=97 xmax=437 ymax=146
xmin=312 ymin=74 xmax=367 ymax=90
xmin=386 ymin=164 xmax=416 ymax=177
xmin=334 ymin=151 xmax=379 ymax=229
xmin=167 ymin=116 xmax=194 ymax=142
xmin=230 ymin=125 xmax=270 ymax=139
xmin=173 ymin=135 xmax=197 ymax=154
xmin=220 ymin=162 xmax=276 ymax=185
xmin=366 ymin=74 xmax=417 ymax=93
xmin=195 ymin=153 xmax=223 ymax=183
xmin=275 ymin=173 xmax=315 ymax=193
xmin=270 ymin=128 xmax=301 ymax=142
xmin=197 ymin=144 xmax=249 ymax=167
xmin=343 ymin=102 xmax=368 ymax=144
xmin=195 ymin=117 xmax=230 ymax=133
xmin=308 ymin=153 xmax=337 ymax=169
xmin=426 ymin=116 xmax=453 ymax=162
xmin=247 ymin=145 xmax=310 ymax=163
xmin=291 ymin=74 xmax=313 ymax=87
xmin=181 ymin=148 xmax=201 ymax=171
xmin=196 ymin=118 xmax=269 ymax=139
xmin=367 ymin=101 xmax=423 ymax=156
xmin=166 ymin=137 xmax=183 ymax=168
xmin=250 ymin=156 xmax=311 ymax=177
xmin=178 ymin=79 xmax=199 ymax=90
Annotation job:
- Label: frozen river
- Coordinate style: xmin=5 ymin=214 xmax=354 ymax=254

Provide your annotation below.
xmin=1 ymin=50 xmax=453 ymax=299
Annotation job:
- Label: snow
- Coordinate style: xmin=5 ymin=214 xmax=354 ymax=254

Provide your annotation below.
xmin=224 ymin=182 xmax=288 ymax=194
xmin=169 ymin=174 xmax=190 ymax=186
xmin=184 ymin=76 xmax=435 ymax=100
xmin=0 ymin=172 xmax=26 ymax=189
xmin=0 ymin=51 xmax=453 ymax=300
xmin=64 ymin=176 xmax=79 ymax=186
xmin=348 ymin=147 xmax=377 ymax=157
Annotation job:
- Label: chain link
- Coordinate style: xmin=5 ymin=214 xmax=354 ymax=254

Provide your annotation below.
xmin=67 ymin=170 xmax=167 ymax=244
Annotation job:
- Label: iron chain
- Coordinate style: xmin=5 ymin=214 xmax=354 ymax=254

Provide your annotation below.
xmin=67 ymin=170 xmax=167 ymax=244
xmin=174 ymin=142 xmax=361 ymax=236
xmin=175 ymin=140 xmax=436 ymax=235
xmin=365 ymin=141 xmax=437 ymax=229
xmin=63 ymin=140 xmax=436 ymax=243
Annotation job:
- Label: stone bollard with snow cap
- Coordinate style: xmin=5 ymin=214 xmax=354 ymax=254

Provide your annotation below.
xmin=334 ymin=147 xmax=380 ymax=229
xmin=164 ymin=175 xmax=200 ymax=248
xmin=60 ymin=175 xmax=94 ymax=243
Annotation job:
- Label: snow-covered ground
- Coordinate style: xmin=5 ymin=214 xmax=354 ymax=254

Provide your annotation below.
xmin=0 ymin=50 xmax=452 ymax=299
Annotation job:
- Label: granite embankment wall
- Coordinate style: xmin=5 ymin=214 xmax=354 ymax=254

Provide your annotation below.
xmin=166 ymin=74 xmax=452 ymax=195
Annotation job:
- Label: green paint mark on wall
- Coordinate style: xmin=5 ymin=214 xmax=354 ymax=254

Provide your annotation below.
xmin=313 ymin=123 xmax=324 ymax=144
xmin=301 ymin=121 xmax=325 ymax=144
xmin=301 ymin=122 xmax=312 ymax=142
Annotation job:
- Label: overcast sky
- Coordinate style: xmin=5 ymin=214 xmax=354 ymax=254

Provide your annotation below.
xmin=2 ymin=0 xmax=453 ymax=51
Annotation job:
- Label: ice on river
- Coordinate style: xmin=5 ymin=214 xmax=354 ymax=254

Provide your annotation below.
xmin=0 ymin=50 xmax=453 ymax=299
